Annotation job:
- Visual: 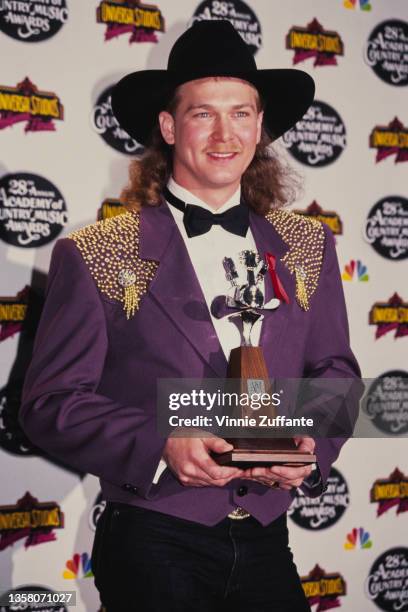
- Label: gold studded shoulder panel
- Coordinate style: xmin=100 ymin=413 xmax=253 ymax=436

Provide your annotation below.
xmin=265 ymin=209 xmax=325 ymax=311
xmin=68 ymin=212 xmax=158 ymax=319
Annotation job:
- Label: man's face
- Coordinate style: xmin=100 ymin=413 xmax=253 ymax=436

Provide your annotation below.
xmin=159 ymin=77 xmax=263 ymax=194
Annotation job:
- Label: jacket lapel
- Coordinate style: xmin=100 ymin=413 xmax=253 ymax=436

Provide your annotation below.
xmin=249 ymin=210 xmax=294 ymax=375
xmin=139 ymin=202 xmax=228 ymax=377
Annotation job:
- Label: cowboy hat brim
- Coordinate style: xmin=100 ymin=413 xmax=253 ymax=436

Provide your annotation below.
xmin=111 ymin=68 xmax=315 ymax=146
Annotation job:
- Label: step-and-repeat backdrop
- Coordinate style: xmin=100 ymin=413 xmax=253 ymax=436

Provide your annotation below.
xmin=0 ymin=1 xmax=407 ymax=610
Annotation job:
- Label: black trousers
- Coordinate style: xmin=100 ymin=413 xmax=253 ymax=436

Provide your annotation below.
xmin=91 ymin=501 xmax=311 ymax=612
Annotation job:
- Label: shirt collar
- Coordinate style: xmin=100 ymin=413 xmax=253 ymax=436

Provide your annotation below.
xmin=167 ymin=177 xmax=241 ymax=214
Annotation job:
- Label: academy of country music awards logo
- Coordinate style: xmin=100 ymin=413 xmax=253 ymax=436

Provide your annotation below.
xmin=96 ymin=0 xmax=165 ymax=44
xmin=0 ymin=0 xmax=68 ymax=43
xmin=288 ymin=468 xmax=349 ymax=530
xmin=365 ymin=548 xmax=408 ymax=611
xmin=370 ymin=468 xmax=408 ymax=516
xmin=364 ymin=372 xmax=408 ymax=435
xmin=283 ymin=101 xmax=346 ymax=167
xmin=0 ymin=173 xmax=68 ymax=247
xmin=369 ymin=118 xmax=408 ymax=164
xmin=286 ymin=18 xmax=344 ymax=67
xmin=364 ymin=197 xmax=408 ymax=261
xmin=191 ymin=0 xmax=262 ymax=55
xmin=365 ymin=20 xmax=408 ymax=87
xmin=301 ymin=565 xmax=347 ymax=610
xmin=0 ymin=492 xmax=64 ymax=551
xmin=369 ymin=293 xmax=408 ymax=340
xmin=92 ymin=84 xmax=143 ymax=155
xmin=0 ymin=77 xmax=63 ymax=133
xmin=89 ymin=491 xmax=106 ymax=531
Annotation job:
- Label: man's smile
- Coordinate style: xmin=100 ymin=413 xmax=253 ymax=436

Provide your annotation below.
xmin=206 ymin=151 xmax=240 ymax=161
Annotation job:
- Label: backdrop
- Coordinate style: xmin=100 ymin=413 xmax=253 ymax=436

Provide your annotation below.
xmin=0 ymin=1 xmax=407 ymax=611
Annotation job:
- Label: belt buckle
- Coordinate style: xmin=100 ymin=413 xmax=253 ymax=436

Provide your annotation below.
xmin=228 ymin=506 xmax=251 ymax=520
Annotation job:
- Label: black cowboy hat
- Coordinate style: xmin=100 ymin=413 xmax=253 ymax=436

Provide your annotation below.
xmin=111 ymin=20 xmax=315 ymax=145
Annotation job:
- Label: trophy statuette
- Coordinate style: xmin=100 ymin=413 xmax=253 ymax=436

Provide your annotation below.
xmin=213 ymin=250 xmax=316 ymax=468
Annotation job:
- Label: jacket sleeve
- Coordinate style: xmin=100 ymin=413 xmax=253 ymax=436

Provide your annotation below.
xmin=19 ymin=238 xmax=166 ymax=499
xmin=299 ymin=222 xmax=363 ymax=497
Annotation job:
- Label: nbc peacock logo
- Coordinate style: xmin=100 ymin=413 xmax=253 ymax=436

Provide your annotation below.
xmin=344 ymin=527 xmax=373 ymax=550
xmin=63 ymin=553 xmax=93 ymax=579
xmin=342 ymin=260 xmax=369 ymax=282
xmin=343 ymin=0 xmax=372 ymax=11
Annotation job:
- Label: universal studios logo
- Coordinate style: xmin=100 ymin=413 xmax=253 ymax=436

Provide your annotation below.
xmin=0 ymin=77 xmax=63 ymax=133
xmin=96 ymin=0 xmax=165 ymax=44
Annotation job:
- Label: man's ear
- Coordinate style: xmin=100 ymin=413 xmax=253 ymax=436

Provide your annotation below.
xmin=159 ymin=111 xmax=175 ymax=145
xmin=256 ymin=110 xmax=264 ymax=144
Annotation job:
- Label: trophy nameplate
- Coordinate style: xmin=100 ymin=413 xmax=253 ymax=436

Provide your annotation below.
xmin=213 ymin=250 xmax=316 ymax=467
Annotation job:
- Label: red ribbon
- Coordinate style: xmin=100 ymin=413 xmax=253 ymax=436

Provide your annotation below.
xmin=265 ymin=252 xmax=290 ymax=304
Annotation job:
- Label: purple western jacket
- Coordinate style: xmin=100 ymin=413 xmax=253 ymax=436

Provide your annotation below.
xmin=20 ymin=202 xmax=361 ymax=526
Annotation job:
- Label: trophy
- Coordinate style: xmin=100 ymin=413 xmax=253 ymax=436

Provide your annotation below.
xmin=214 ymin=250 xmax=316 ymax=467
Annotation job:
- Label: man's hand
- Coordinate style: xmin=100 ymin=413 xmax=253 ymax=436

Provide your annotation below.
xmin=241 ymin=436 xmax=316 ymax=490
xmin=163 ymin=433 xmax=244 ymax=487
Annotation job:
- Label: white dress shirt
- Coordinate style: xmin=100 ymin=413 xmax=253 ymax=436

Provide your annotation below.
xmin=165 ymin=176 xmax=264 ymax=358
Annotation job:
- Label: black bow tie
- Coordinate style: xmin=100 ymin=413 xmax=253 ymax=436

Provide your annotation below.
xmin=164 ymin=187 xmax=249 ymax=238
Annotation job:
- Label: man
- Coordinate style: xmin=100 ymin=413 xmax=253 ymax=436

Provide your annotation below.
xmin=20 ymin=20 xmax=361 ymax=612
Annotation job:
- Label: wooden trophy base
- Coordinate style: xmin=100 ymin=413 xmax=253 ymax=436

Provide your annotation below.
xmin=213 ymin=346 xmax=316 ymax=467
xmin=215 ymin=437 xmax=316 ymax=468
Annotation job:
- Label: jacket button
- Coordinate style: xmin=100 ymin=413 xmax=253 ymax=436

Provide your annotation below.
xmin=131 ymin=486 xmax=138 ymax=495
xmin=237 ymin=486 xmax=248 ymax=497
xmin=122 ymin=483 xmax=133 ymax=492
